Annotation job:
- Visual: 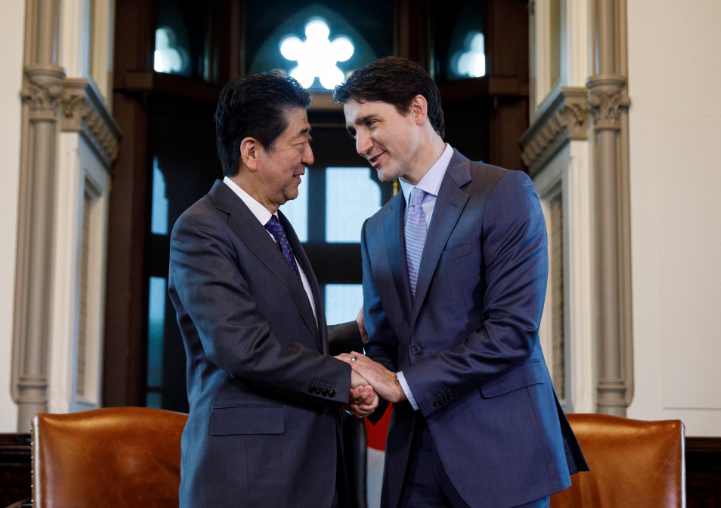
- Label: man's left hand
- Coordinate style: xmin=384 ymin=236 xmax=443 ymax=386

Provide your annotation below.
xmin=346 ymin=384 xmax=379 ymax=418
xmin=337 ymin=353 xmax=407 ymax=404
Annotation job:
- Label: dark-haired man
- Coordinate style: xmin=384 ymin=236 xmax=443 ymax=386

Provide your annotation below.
xmin=168 ymin=72 xmax=377 ymax=508
xmin=334 ymin=57 xmax=588 ymax=508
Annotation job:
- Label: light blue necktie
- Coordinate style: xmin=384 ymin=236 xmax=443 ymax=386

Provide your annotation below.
xmin=406 ymin=188 xmax=428 ymax=299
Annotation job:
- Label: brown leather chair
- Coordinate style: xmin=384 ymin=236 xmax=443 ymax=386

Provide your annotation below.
xmin=551 ymin=414 xmax=685 ymax=508
xmin=12 ymin=407 xmax=186 ymax=508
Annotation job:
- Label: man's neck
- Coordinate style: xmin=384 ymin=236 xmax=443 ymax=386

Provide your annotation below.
xmin=401 ymin=135 xmax=447 ymax=186
xmin=229 ymin=172 xmax=279 ymax=214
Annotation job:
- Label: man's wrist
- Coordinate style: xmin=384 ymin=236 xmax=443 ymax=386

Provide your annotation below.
xmin=393 ymin=374 xmax=407 ymax=403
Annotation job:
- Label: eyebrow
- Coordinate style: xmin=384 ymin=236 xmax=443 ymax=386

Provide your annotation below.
xmin=346 ymin=114 xmax=375 ymax=136
xmin=295 ymin=126 xmax=312 ymax=138
xmin=354 ymin=115 xmax=375 ymax=126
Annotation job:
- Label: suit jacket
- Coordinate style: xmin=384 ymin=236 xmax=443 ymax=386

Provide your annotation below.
xmin=169 ymin=180 xmax=352 ymax=508
xmin=362 ymin=151 xmax=589 ymax=508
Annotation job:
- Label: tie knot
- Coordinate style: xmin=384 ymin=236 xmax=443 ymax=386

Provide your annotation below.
xmin=264 ymin=215 xmax=284 ymax=235
xmin=409 ymin=188 xmax=426 ymax=207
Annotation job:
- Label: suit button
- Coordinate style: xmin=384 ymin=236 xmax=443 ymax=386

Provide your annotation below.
xmin=328 ymin=390 xmax=336 ymax=398
xmin=322 ymin=388 xmax=329 ymax=396
xmin=434 ymin=401 xmax=440 ymax=407
xmin=309 ymin=386 xmax=315 ymax=393
xmin=411 ymin=345 xmax=422 ymax=355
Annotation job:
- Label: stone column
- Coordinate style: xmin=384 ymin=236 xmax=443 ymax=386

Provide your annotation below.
xmin=13 ymin=0 xmax=65 ymax=432
xmin=587 ymin=0 xmax=632 ymax=416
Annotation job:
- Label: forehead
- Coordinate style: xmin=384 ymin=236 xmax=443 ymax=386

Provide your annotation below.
xmin=343 ymin=100 xmax=400 ymax=125
xmin=282 ymin=107 xmax=310 ymax=136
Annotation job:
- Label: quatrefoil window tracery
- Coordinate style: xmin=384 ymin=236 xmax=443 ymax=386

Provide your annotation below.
xmin=280 ymin=18 xmax=354 ymax=90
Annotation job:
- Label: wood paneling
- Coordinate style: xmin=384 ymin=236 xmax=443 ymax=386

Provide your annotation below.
xmin=687 ymin=437 xmax=721 ymax=508
xmin=0 ymin=434 xmax=31 ymax=507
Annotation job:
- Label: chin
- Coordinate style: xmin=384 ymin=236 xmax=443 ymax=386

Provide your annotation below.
xmin=283 ymin=189 xmax=300 ymax=202
xmin=375 ymin=167 xmax=398 ymax=183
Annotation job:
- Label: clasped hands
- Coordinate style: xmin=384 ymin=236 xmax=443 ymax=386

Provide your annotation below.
xmin=339 ymin=353 xmax=407 ymax=419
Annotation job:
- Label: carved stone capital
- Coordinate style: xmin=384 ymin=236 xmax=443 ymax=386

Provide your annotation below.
xmin=587 ymin=74 xmax=630 ymax=131
xmin=61 ymin=79 xmax=121 ymax=165
xmin=520 ymin=87 xmax=590 ymax=177
xmin=21 ymin=65 xmax=66 ymax=121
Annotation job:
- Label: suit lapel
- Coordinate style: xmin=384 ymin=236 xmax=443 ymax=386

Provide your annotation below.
xmin=383 ymin=193 xmax=413 ymax=334
xmin=209 ymin=181 xmax=321 ymax=350
xmin=410 ymin=153 xmax=472 ymax=328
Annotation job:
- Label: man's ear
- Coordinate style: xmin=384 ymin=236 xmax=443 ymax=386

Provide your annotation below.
xmin=410 ymin=94 xmax=429 ymax=126
xmin=240 ymin=137 xmax=260 ymax=172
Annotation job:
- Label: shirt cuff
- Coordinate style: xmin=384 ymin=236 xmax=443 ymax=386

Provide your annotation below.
xmin=396 ymin=371 xmax=419 ymax=411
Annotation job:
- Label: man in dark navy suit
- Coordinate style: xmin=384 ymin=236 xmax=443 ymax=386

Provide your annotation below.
xmin=169 ymin=72 xmax=377 ymax=508
xmin=334 ymin=57 xmax=588 ymax=508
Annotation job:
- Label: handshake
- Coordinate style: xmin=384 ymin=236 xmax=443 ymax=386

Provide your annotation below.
xmin=336 ymin=352 xmax=408 ymax=418
xmin=334 ymin=310 xmax=408 ymax=419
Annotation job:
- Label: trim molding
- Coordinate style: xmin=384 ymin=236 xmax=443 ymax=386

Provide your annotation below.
xmin=520 ymin=87 xmax=589 ymax=178
xmin=60 ymin=78 xmax=120 ymax=166
xmin=12 ymin=0 xmax=121 ymax=432
xmin=589 ymin=0 xmax=633 ymax=417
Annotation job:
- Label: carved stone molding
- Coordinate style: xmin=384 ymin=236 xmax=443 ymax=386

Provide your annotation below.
xmin=60 ymin=79 xmax=121 ymax=166
xmin=587 ymin=74 xmax=630 ymax=131
xmin=521 ymin=87 xmax=590 ymax=177
xmin=20 ymin=65 xmax=65 ymax=121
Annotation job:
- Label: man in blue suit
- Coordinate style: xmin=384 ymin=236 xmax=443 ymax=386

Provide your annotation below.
xmin=169 ymin=72 xmax=377 ymax=508
xmin=333 ymin=57 xmax=588 ymax=508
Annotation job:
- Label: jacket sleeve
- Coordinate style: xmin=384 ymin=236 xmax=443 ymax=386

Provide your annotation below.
xmin=169 ymin=209 xmax=352 ymax=405
xmin=361 ymin=218 xmax=397 ymax=423
xmin=401 ymin=170 xmax=548 ymax=418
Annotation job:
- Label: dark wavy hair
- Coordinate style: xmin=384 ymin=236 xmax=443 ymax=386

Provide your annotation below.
xmin=215 ymin=71 xmax=311 ymax=177
xmin=333 ymin=56 xmax=445 ymax=138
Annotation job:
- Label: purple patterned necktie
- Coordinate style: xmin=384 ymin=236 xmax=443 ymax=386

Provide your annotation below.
xmin=265 ymin=216 xmax=301 ymax=279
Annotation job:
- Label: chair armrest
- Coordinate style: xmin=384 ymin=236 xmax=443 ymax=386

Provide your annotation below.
xmin=5 ymin=499 xmax=32 ymax=508
xmin=328 ymin=320 xmax=363 ymax=356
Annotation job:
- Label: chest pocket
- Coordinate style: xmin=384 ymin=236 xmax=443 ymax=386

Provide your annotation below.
xmin=441 ymin=241 xmax=472 ymax=263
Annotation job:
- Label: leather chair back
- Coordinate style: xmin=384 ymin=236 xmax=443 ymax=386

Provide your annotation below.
xmin=31 ymin=407 xmax=187 ymax=508
xmin=551 ymin=414 xmax=685 ymax=508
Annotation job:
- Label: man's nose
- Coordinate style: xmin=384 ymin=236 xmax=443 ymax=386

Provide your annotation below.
xmin=356 ymin=131 xmax=373 ymax=157
xmin=302 ymin=142 xmax=314 ymax=166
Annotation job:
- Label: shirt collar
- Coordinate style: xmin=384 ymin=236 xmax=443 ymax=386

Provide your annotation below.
xmin=223 ymin=176 xmax=277 ymax=225
xmin=399 ymin=144 xmax=454 ymax=204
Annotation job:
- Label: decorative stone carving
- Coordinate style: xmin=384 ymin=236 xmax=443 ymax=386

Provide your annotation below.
xmin=520 ymin=87 xmax=590 ymax=177
xmin=587 ymin=74 xmax=630 ymax=131
xmin=21 ymin=65 xmax=66 ymax=121
xmin=61 ymin=79 xmax=121 ymax=166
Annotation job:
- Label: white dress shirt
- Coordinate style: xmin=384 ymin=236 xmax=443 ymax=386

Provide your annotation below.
xmin=395 ymin=143 xmax=455 ymax=410
xmin=223 ymin=176 xmax=317 ymax=321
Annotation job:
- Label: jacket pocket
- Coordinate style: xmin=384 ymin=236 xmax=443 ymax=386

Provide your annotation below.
xmin=209 ymin=405 xmax=285 ymax=435
xmin=441 ymin=241 xmax=472 ymax=263
xmin=480 ymin=360 xmax=546 ymax=398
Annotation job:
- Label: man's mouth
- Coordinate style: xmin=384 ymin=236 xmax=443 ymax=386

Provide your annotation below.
xmin=368 ymin=152 xmax=385 ymax=169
